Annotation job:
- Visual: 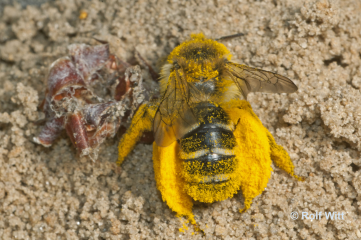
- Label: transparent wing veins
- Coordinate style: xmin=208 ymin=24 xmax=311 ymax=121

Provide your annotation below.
xmin=153 ymin=68 xmax=198 ymax=147
xmin=226 ymin=62 xmax=298 ymax=99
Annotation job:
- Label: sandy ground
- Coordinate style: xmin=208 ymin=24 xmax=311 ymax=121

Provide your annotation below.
xmin=1 ymin=0 xmax=361 ymax=239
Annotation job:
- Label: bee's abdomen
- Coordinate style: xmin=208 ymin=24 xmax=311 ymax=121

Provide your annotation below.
xmin=183 ymin=154 xmax=236 ymax=184
xmin=179 ymin=104 xmax=241 ymax=203
xmin=180 ymin=123 xmax=237 ymax=185
xmin=181 ymin=127 xmax=235 ymax=153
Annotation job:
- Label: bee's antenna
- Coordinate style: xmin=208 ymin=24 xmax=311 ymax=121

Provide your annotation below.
xmin=214 ymin=33 xmax=245 ymax=41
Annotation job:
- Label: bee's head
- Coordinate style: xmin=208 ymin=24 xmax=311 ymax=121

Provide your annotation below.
xmin=167 ymin=33 xmax=232 ymax=82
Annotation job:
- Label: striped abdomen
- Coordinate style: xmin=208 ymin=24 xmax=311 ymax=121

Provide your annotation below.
xmin=179 ymin=104 xmax=238 ymax=203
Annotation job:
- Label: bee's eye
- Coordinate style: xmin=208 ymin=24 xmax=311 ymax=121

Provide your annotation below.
xmin=174 ymin=62 xmax=180 ymax=69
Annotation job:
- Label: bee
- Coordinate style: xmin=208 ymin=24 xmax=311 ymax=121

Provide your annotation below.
xmin=117 ymin=33 xmax=303 ymax=225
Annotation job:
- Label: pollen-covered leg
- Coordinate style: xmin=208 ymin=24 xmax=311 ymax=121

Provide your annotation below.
xmin=117 ymin=103 xmax=157 ymax=165
xmin=224 ymin=100 xmax=273 ymax=213
xmin=223 ymin=99 xmax=303 ymax=213
xmin=267 ymin=132 xmax=304 ymax=181
xmin=153 ymin=141 xmax=195 ymax=225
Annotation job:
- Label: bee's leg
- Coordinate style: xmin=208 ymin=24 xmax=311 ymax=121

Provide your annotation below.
xmin=224 ymin=100 xmax=274 ymax=213
xmin=117 ymin=103 xmax=156 ymax=165
xmin=266 ymin=131 xmax=305 ymax=181
xmin=152 ymin=141 xmax=196 ymax=225
xmin=224 ymin=99 xmax=303 ymax=213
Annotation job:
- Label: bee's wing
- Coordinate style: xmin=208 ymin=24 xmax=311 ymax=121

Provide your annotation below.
xmin=153 ymin=70 xmax=198 ymax=147
xmin=225 ymin=62 xmax=298 ymax=99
